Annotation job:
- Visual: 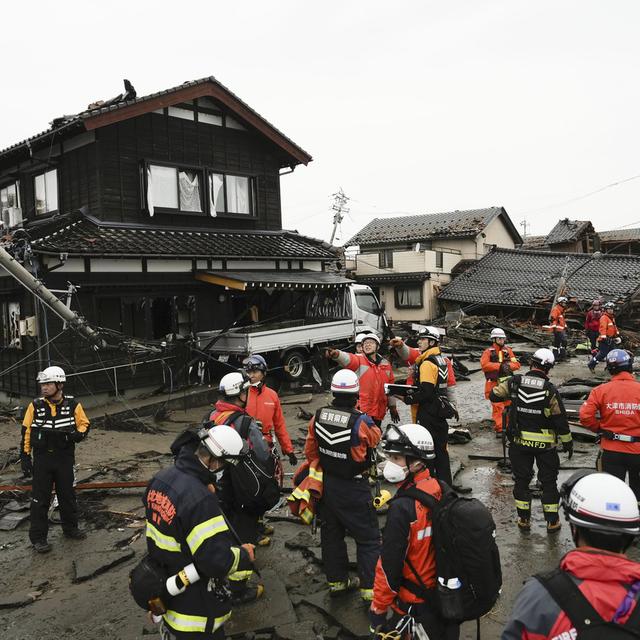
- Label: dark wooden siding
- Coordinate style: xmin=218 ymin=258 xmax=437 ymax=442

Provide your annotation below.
xmin=95 ymin=113 xmax=283 ymax=230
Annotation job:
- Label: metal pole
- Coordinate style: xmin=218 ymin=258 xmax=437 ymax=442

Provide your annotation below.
xmin=0 ymin=244 xmax=105 ymax=349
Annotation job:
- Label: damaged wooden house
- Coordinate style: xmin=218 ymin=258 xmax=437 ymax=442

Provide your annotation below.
xmin=438 ymin=247 xmax=640 ymax=326
xmin=0 ymin=77 xmax=355 ymax=403
xmin=345 ymin=207 xmax=521 ymax=322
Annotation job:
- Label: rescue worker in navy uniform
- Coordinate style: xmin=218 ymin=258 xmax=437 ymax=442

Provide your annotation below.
xmin=144 ymin=424 xmax=256 ymax=640
xmin=208 ymin=371 xmax=271 ymax=605
xmin=21 ymin=366 xmax=89 ymax=553
xmin=369 ymin=423 xmax=459 ymax=640
xmin=404 ymin=326 xmax=454 ymax=486
xmin=304 ymin=369 xmax=382 ymax=602
xmin=490 ymin=348 xmax=573 ymax=533
xmin=502 ymin=471 xmax=640 ymax=639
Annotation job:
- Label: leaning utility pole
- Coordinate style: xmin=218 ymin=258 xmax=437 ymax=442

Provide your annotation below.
xmin=0 ymin=244 xmax=106 ymax=349
xmin=329 ymin=188 xmax=350 ymax=245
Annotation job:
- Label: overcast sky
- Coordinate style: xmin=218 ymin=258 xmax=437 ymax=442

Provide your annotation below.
xmin=2 ymin=1 xmax=639 ymax=244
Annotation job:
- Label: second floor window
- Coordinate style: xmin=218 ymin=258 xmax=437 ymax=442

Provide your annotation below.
xmin=209 ymin=173 xmax=254 ymax=215
xmin=379 ymin=249 xmax=393 ymax=269
xmin=34 ymin=169 xmax=58 ymax=215
xmin=149 ymin=165 xmax=202 ymax=213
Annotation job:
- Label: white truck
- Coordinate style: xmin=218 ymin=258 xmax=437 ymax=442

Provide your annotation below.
xmin=197 ymin=283 xmax=388 ymax=381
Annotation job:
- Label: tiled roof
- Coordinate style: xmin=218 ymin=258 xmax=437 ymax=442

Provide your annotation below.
xmin=545 ymin=218 xmax=594 ymax=245
xmin=0 ymin=77 xmax=311 ymax=164
xmin=25 ymin=213 xmax=336 ymax=260
xmin=520 ymin=235 xmax=547 ymax=249
xmin=599 ymin=227 xmax=640 ymax=243
xmin=438 ymin=248 xmax=640 ymax=307
xmin=345 ymin=207 xmax=521 ymax=247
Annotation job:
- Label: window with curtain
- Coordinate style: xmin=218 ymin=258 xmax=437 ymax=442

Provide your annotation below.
xmin=34 ymin=169 xmax=58 ymax=215
xmin=395 ymin=284 xmax=423 ymax=308
xmin=148 ymin=165 xmax=202 ymax=213
xmin=210 ymin=173 xmax=254 ymax=215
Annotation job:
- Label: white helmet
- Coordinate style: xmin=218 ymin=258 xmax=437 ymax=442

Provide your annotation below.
xmin=562 ymin=471 xmax=640 ymax=536
xmin=557 ymin=296 xmax=568 ymax=305
xmin=531 ymin=348 xmax=555 ymax=369
xmin=360 ymin=333 xmax=381 ymax=347
xmin=199 ymin=424 xmax=245 ymax=459
xmin=331 ymin=369 xmax=360 ymax=394
xmin=383 ymin=423 xmax=435 ymax=460
xmin=37 ymin=366 xmax=66 ymax=383
xmin=219 ymin=371 xmax=251 ymax=397
xmin=417 ymin=326 xmax=440 ymax=342
xmin=354 ymin=332 xmax=371 ymax=345
xmin=490 ymin=328 xmax=506 ymax=340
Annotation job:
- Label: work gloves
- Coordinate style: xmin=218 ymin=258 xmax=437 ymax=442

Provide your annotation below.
xmin=368 ymin=609 xmax=389 ymax=638
xmin=389 ymin=406 xmax=400 ymax=423
xmin=562 ymin=440 xmax=574 ymax=459
xmin=20 ymin=452 xmax=32 ymax=478
xmin=325 ymin=348 xmax=340 ymax=359
xmin=499 ymin=362 xmax=511 ymax=377
xmin=69 ymin=430 xmax=85 ymax=444
xmin=288 ymin=452 xmax=298 ymax=466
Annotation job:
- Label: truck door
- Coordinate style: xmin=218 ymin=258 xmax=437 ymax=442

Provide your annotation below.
xmin=351 ymin=285 xmax=388 ymax=338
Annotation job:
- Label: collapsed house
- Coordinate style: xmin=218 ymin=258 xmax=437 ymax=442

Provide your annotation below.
xmin=438 ymin=247 xmax=640 ymax=327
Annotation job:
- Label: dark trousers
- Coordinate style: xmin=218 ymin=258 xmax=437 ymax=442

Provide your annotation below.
xmin=601 ymin=449 xmax=640 ymax=502
xmin=160 ymin=621 xmax=224 ymax=640
xmin=417 ymin=416 xmax=452 ymax=486
xmin=590 ymin=338 xmax=613 ymax=367
xmin=29 ymin=449 xmax=77 ymax=543
xmin=509 ymin=444 xmax=560 ymax=523
xmin=553 ymin=330 xmax=567 ymax=359
xmin=586 ymin=329 xmax=599 ymax=351
xmin=319 ymin=473 xmax=380 ymax=589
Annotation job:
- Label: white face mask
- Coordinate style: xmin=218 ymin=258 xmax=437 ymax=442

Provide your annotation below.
xmin=383 ymin=460 xmax=409 ymax=483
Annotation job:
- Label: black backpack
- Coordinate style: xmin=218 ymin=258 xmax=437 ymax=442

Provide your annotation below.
xmin=396 ymin=481 xmax=502 ymax=623
xmin=535 ymin=568 xmax=640 ymax=638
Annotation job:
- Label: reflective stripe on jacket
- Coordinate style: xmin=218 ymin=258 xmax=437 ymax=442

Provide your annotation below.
xmin=480 ymin=344 xmax=521 ymax=398
xmin=549 ymin=304 xmax=567 ymax=331
xmin=580 ymin=372 xmax=640 ymax=453
xmin=599 ymin=312 xmax=619 ymax=339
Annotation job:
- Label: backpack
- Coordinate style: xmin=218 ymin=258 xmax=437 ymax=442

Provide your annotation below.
xmin=395 ymin=481 xmax=502 ymax=623
xmin=220 ymin=411 xmax=280 ymax=514
xmin=535 ymin=568 xmax=640 ymax=639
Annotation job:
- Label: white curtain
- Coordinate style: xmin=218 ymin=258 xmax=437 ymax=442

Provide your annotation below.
xmin=209 ymin=174 xmax=224 ymax=216
xmin=397 ymin=285 xmax=422 ymax=307
xmin=179 ymin=171 xmax=202 ymax=212
xmin=146 ymin=166 xmax=154 ymax=217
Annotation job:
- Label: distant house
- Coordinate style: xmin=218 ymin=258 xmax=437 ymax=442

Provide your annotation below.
xmin=344 ymin=207 xmax=521 ymax=322
xmin=439 ymin=247 xmax=640 ymax=321
xmin=520 ymin=218 xmax=599 ymax=253
xmin=598 ymin=227 xmax=640 ymax=256
xmin=0 ymin=77 xmax=345 ymax=403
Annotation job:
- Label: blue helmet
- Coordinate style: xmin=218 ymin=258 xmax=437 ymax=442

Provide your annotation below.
xmin=606 ymin=349 xmax=633 ymax=373
xmin=243 ymin=354 xmax=268 ymax=372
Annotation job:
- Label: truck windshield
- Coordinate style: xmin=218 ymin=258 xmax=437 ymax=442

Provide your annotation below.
xmin=355 ymin=291 xmax=381 ymax=315
xmin=305 ymin=288 xmax=351 ymax=321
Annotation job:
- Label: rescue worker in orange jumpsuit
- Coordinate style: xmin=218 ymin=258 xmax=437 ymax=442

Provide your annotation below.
xmin=580 ymin=349 xmax=640 ymax=501
xmin=588 ymin=302 xmax=621 ymax=371
xmin=243 ymin=354 xmax=297 ymax=466
xmin=369 ymin=423 xmax=459 ymax=640
xmin=480 ymin=328 xmax=520 ymax=437
xmin=327 ymin=334 xmax=400 ymax=426
xmin=549 ymin=295 xmax=569 ymax=362
xmin=584 ymin=299 xmax=602 ymax=351
xmin=390 ymin=332 xmax=457 ymax=423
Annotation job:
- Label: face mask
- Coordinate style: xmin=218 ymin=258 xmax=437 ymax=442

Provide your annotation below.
xmin=383 ymin=460 xmax=409 ymax=483
xmin=212 ymin=468 xmax=225 ymax=483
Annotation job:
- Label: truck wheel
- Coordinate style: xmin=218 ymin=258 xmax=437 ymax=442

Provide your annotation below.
xmin=282 ymin=349 xmax=308 ymax=382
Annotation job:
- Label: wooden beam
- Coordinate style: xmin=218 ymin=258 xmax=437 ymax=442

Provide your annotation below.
xmin=195 ymin=272 xmax=246 ymax=291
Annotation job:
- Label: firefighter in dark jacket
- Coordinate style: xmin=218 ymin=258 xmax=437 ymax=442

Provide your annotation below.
xmin=208 ymin=371 xmax=270 ymax=605
xmin=580 ymin=349 xmax=640 ymax=500
xmin=144 ymin=424 xmax=255 ymax=639
xmin=304 ymin=369 xmax=382 ymax=602
xmin=502 ymin=471 xmax=640 ymax=639
xmin=369 ymin=423 xmax=460 ymax=640
xmin=21 ymin=366 xmax=89 ymax=553
xmin=404 ymin=326 xmax=453 ymax=485
xmin=490 ymin=348 xmax=573 ymax=533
